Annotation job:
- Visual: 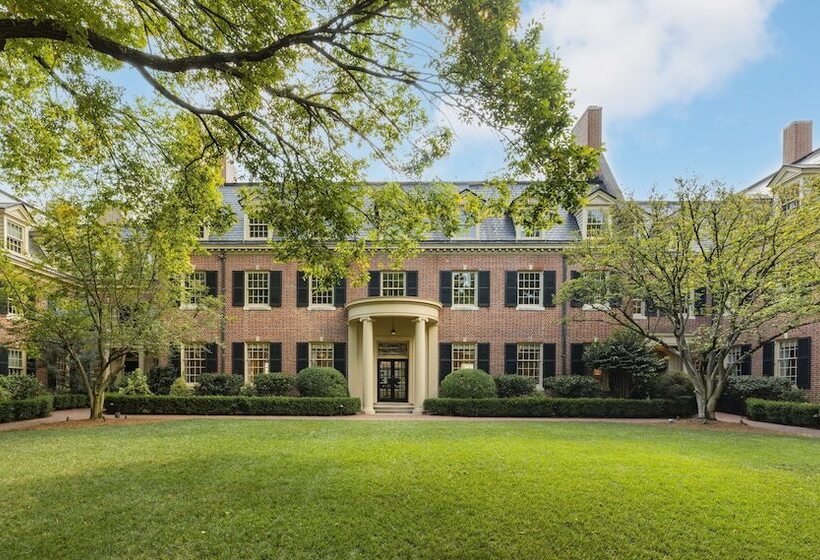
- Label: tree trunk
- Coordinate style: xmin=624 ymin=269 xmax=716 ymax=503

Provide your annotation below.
xmin=695 ymin=391 xmax=707 ymax=419
xmin=89 ymin=390 xmax=106 ymax=419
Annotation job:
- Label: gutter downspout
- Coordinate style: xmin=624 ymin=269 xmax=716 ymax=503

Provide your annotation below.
xmin=219 ymin=251 xmax=227 ymax=373
xmin=561 ymin=254 xmax=568 ymax=375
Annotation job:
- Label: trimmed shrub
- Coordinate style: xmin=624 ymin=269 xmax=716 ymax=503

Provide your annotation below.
xmin=494 ymin=375 xmax=536 ymax=398
xmin=543 ymin=375 xmax=602 ymax=398
xmin=424 ymin=396 xmax=693 ymax=418
xmin=53 ymin=393 xmax=89 ymax=410
xmin=718 ymin=376 xmax=807 ymax=415
xmin=147 ymin=366 xmax=179 ymax=395
xmin=0 ymin=395 xmax=54 ymax=423
xmin=0 ymin=374 xmax=46 ymax=400
xmin=295 ymin=367 xmax=349 ymax=397
xmin=195 ymin=373 xmax=243 ymax=396
xmin=169 ymin=377 xmax=194 ymax=396
xmin=440 ymin=369 xmax=497 ymax=399
xmin=239 ymin=384 xmax=257 ymax=396
xmin=649 ymin=371 xmax=694 ymax=400
xmin=254 ymin=373 xmax=297 ymax=397
xmin=0 ymin=386 xmax=11 ymax=402
xmin=118 ymin=369 xmax=152 ymax=395
xmin=746 ymin=399 xmax=820 ymax=428
xmin=105 ymin=394 xmax=361 ymax=416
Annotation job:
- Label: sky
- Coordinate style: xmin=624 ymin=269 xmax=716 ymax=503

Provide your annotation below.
xmin=421 ymin=0 xmax=820 ymax=197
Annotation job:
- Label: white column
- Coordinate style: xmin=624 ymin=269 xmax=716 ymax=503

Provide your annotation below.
xmin=361 ymin=318 xmax=375 ymax=414
xmin=347 ymin=321 xmax=361 ymax=399
xmin=413 ymin=318 xmax=427 ymax=414
xmin=427 ymin=321 xmax=439 ymax=399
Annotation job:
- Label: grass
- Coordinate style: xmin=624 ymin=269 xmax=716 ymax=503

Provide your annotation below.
xmin=1 ymin=420 xmax=818 ymax=560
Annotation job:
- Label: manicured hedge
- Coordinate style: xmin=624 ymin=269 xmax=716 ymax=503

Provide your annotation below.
xmin=105 ymin=394 xmax=361 ymax=416
xmin=423 ymin=396 xmax=694 ymax=418
xmin=746 ymin=399 xmax=820 ymax=428
xmin=0 ymin=395 xmax=54 ymax=423
xmin=718 ymin=377 xmax=806 ymax=415
xmin=53 ymin=393 xmax=89 ymax=410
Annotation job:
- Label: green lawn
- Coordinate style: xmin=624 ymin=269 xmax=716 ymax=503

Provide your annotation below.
xmin=1 ymin=420 xmax=818 ymax=560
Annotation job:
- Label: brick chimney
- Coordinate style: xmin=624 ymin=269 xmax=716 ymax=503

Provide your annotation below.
xmin=572 ymin=106 xmax=603 ymax=149
xmin=782 ymin=121 xmax=813 ymax=164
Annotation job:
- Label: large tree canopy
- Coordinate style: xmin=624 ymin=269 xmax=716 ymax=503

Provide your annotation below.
xmin=0 ymin=1 xmax=598 ymax=279
xmin=559 ymin=178 xmax=820 ymax=419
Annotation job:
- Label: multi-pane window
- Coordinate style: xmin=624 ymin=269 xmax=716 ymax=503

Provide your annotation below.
xmin=7 ymin=348 xmax=23 ymax=375
xmin=452 ymin=271 xmax=477 ymax=307
xmin=245 ymin=343 xmax=269 ymax=383
xmin=516 ymin=226 xmax=542 ymax=240
xmin=309 ymin=277 xmax=334 ymax=307
xmin=452 ymin=212 xmax=478 ymax=239
xmin=517 ymin=271 xmax=542 ymax=307
xmin=5 ymin=221 xmax=24 ymax=254
xmin=777 ymin=339 xmax=799 ymax=384
xmin=780 ymin=186 xmax=800 ymax=213
xmin=452 ymin=343 xmax=477 ymax=371
xmin=247 ymin=217 xmax=269 ymax=239
xmin=380 ymin=272 xmax=406 ymax=296
xmin=183 ymin=345 xmax=207 ymax=383
xmin=246 ymin=271 xmax=269 ymax=306
xmin=517 ymin=343 xmax=542 ymax=381
xmin=197 ymin=225 xmax=208 ymax=240
xmin=184 ymin=271 xmax=206 ymax=306
xmin=726 ymin=345 xmax=743 ymax=375
xmin=6 ymin=298 xmax=19 ymax=316
xmin=586 ymin=209 xmax=606 ymax=237
xmin=310 ymin=342 xmax=334 ymax=368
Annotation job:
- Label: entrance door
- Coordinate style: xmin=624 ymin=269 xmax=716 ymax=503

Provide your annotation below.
xmin=377 ymin=359 xmax=409 ymax=402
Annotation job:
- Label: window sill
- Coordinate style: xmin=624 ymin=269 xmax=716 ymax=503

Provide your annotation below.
xmin=451 ymin=305 xmax=480 ymax=311
xmin=308 ymin=305 xmax=336 ymax=311
xmin=179 ymin=304 xmax=199 ymax=311
xmin=516 ymin=305 xmax=544 ymax=311
xmin=582 ymin=303 xmax=611 ymax=312
xmin=244 ymin=305 xmax=271 ymax=311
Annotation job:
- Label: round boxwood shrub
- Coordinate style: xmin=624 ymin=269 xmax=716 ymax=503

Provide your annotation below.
xmin=255 ymin=373 xmax=297 ymax=396
xmin=169 ymin=377 xmax=193 ymax=396
xmin=494 ymin=374 xmax=536 ymax=398
xmin=0 ymin=386 xmax=11 ymax=401
xmin=118 ymin=369 xmax=153 ymax=395
xmin=147 ymin=365 xmax=179 ymax=395
xmin=542 ymin=375 xmax=602 ymax=398
xmin=440 ymin=369 xmax=497 ymax=399
xmin=195 ymin=373 xmax=243 ymax=396
xmin=0 ymin=373 xmax=46 ymax=400
xmin=295 ymin=367 xmax=349 ymax=397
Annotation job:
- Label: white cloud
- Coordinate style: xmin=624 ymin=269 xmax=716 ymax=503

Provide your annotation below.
xmin=526 ymin=0 xmax=780 ymax=121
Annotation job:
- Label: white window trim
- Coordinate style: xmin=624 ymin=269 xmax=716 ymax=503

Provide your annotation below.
xmin=516 ymin=343 xmax=543 ymax=387
xmin=309 ymin=342 xmax=335 ymax=368
xmin=380 ymin=271 xmax=407 ymax=297
xmin=4 ymin=216 xmax=27 ymax=255
xmin=515 ymin=226 xmax=544 ymax=240
xmin=451 ymin=271 xmax=479 ymax=310
xmin=583 ymin=208 xmax=607 ymax=239
xmin=244 ymin=270 xmax=271 ymax=310
xmin=308 ymin=276 xmax=335 ymax=310
xmin=516 ymin=271 xmax=544 ymax=310
xmin=6 ymin=297 xmax=21 ymax=319
xmin=7 ymin=347 xmax=25 ymax=375
xmin=243 ymin=214 xmax=272 ymax=241
xmin=631 ymin=299 xmax=647 ymax=319
xmin=451 ymin=343 xmax=478 ymax=371
xmin=774 ymin=338 xmax=799 ymax=384
xmin=180 ymin=271 xmax=206 ymax=310
xmin=244 ymin=342 xmax=270 ymax=384
xmin=197 ymin=225 xmax=209 ymax=241
xmin=180 ymin=343 xmax=207 ymax=385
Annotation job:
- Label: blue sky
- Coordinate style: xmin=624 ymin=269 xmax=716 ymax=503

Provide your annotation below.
xmin=420 ymin=0 xmax=820 ymax=197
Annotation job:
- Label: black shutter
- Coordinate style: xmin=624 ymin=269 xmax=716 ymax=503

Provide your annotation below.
xmin=333 ymin=342 xmax=347 ymax=377
xmin=0 ymin=346 xmax=7 ymax=375
xmin=232 ymin=271 xmax=244 ymax=307
xmin=543 ymin=344 xmax=556 ymax=378
xmin=693 ymin=287 xmax=707 ymax=316
xmin=334 ymin=279 xmax=346 ymax=307
xmin=477 ymin=343 xmax=490 ymax=373
xmin=645 ymin=298 xmax=658 ymax=317
xmin=762 ymin=342 xmax=774 ymax=376
xmin=570 ymin=271 xmax=582 ymax=308
xmin=204 ymin=343 xmax=218 ymax=373
xmin=269 ymin=343 xmax=282 ymax=373
xmin=740 ymin=344 xmax=752 ymax=376
xmin=477 ymin=271 xmax=490 ymax=307
xmin=0 ymin=296 xmax=6 ymax=315
xmin=504 ymin=343 xmax=517 ymax=375
xmin=296 ymin=342 xmax=309 ymax=372
xmin=269 ymin=271 xmax=282 ymax=307
xmin=796 ymin=338 xmax=811 ymax=389
xmin=406 ymin=271 xmax=418 ymax=297
xmin=231 ymin=342 xmax=244 ymax=378
xmin=169 ymin=346 xmax=181 ymax=373
xmin=296 ymin=273 xmax=309 ymax=307
xmin=205 ymin=271 xmax=218 ymax=297
xmin=368 ymin=271 xmax=380 ymax=296
xmin=504 ymin=271 xmax=517 ymax=307
xmin=26 ymin=356 xmax=36 ymax=376
xmin=439 ymin=343 xmax=452 ymax=383
xmin=570 ymin=343 xmax=586 ymax=375
xmin=439 ymin=271 xmax=452 ymax=307
xmin=543 ymin=271 xmax=556 ymax=308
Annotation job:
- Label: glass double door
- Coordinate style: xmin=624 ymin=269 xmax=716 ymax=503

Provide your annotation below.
xmin=377 ymin=359 xmax=409 ymax=402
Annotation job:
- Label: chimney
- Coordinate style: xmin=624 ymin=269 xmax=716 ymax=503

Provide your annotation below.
xmin=220 ymin=154 xmax=237 ymax=184
xmin=782 ymin=121 xmax=813 ymax=164
xmin=573 ymin=105 xmax=603 ymax=149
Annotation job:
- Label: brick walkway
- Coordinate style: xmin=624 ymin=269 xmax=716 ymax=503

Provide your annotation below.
xmin=1 ymin=408 xmax=817 ymax=437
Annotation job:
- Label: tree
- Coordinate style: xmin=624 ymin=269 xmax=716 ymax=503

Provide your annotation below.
xmin=583 ymin=329 xmax=666 ymax=398
xmin=0 ymin=0 xmax=599 ymax=280
xmin=559 ymin=178 xmax=820 ymax=420
xmin=0 ymin=195 xmax=219 ymax=419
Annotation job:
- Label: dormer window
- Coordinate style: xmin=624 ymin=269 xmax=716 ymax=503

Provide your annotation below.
xmin=246 ymin=216 xmax=269 ymax=239
xmin=5 ymin=220 xmax=25 ymax=254
xmin=586 ymin=208 xmax=606 ymax=237
xmin=197 ymin=225 xmax=209 ymax=240
xmin=515 ymin=226 xmax=543 ymax=240
xmin=780 ymin=185 xmax=800 ymax=213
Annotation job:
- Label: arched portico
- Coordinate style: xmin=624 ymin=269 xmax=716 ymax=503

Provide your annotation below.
xmin=346 ymin=297 xmax=440 ymax=414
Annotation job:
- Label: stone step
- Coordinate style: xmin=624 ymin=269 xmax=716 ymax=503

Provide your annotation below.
xmin=374 ymin=403 xmax=416 ymax=414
